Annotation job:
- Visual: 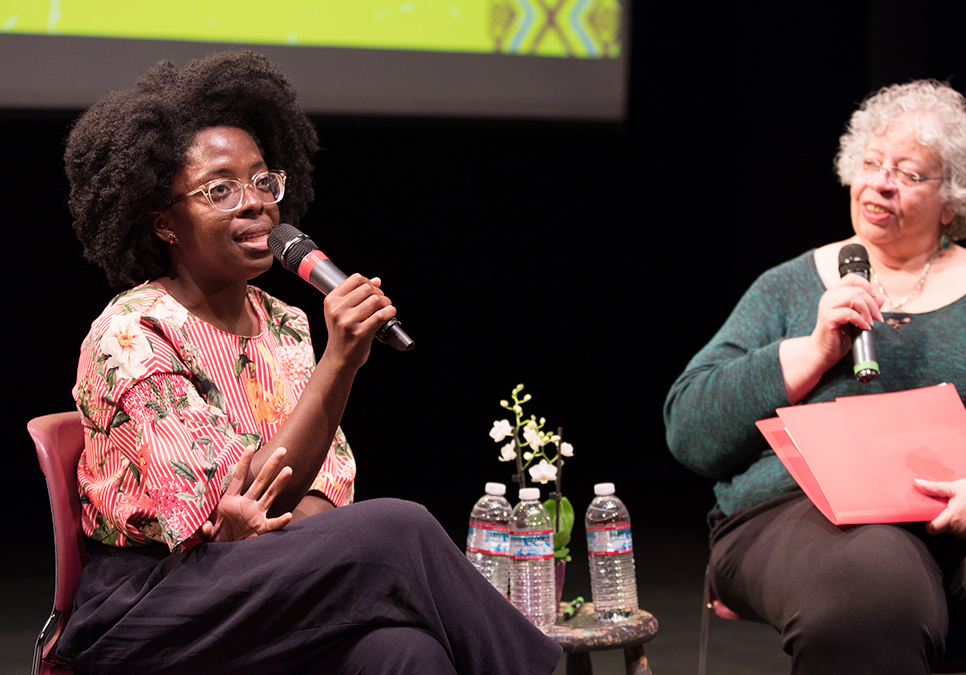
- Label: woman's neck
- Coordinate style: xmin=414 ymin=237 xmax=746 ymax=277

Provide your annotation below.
xmin=858 ymin=234 xmax=941 ymax=274
xmin=155 ymin=273 xmax=259 ymax=336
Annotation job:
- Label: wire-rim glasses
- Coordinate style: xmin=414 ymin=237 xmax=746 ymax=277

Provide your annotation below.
xmin=859 ymin=159 xmax=943 ymax=187
xmin=178 ymin=170 xmax=287 ymax=211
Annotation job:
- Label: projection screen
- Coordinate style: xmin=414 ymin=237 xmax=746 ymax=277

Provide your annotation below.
xmin=0 ymin=0 xmax=627 ymax=119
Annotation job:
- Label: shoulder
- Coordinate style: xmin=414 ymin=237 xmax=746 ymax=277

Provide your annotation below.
xmin=747 ymin=249 xmax=821 ymax=297
xmin=75 ymin=284 xmax=177 ymax=422
xmin=83 ymin=284 xmax=169 ymax=341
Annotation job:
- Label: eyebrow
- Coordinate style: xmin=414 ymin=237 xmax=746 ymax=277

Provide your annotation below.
xmin=196 ymin=160 xmax=268 ymax=183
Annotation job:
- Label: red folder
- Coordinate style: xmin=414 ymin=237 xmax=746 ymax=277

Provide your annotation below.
xmin=755 ymin=383 xmax=966 ymax=525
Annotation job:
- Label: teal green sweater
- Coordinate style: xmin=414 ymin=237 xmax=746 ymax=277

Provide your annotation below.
xmin=664 ymin=250 xmax=966 ymax=516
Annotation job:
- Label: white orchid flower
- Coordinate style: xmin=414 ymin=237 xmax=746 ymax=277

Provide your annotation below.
xmin=528 ymin=459 xmax=558 ymax=484
xmin=523 ymin=426 xmax=542 ymax=451
xmin=498 ymin=442 xmax=517 ymax=462
xmin=560 ymin=442 xmax=574 ymax=457
xmin=489 ymin=419 xmax=513 ymax=442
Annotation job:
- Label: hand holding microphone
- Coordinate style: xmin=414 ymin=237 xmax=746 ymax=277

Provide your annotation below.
xmin=268 ymin=223 xmax=414 ymax=352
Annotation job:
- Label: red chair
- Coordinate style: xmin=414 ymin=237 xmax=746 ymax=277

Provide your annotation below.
xmin=28 ymin=411 xmax=85 ymax=675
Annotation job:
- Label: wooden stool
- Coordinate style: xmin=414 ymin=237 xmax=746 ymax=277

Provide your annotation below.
xmin=545 ymin=602 xmax=658 ymax=675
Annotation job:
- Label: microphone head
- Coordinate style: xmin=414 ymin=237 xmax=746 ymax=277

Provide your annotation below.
xmin=268 ymin=223 xmax=318 ymax=273
xmin=838 ymin=243 xmax=871 ymax=277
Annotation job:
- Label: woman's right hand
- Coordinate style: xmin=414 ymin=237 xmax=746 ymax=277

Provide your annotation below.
xmin=780 ymin=274 xmax=884 ymax=403
xmin=809 ymin=273 xmax=885 ymax=366
xmin=202 ymin=446 xmax=293 ymax=542
xmin=321 ymin=273 xmax=397 ymax=372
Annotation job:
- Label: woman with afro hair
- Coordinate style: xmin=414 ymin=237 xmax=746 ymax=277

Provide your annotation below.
xmin=58 ymin=50 xmax=562 ymax=675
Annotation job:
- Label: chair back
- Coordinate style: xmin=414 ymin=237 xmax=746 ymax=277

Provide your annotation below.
xmin=28 ymin=411 xmax=85 ymax=675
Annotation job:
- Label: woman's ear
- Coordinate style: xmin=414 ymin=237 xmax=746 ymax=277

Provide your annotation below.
xmin=150 ymin=211 xmax=173 ymax=243
xmin=942 ymin=204 xmax=956 ymax=228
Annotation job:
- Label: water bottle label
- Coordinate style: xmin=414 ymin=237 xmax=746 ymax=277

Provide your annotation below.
xmin=466 ymin=521 xmax=509 ymax=556
xmin=509 ymin=530 xmax=554 ymax=560
xmin=586 ymin=523 xmax=633 ymax=556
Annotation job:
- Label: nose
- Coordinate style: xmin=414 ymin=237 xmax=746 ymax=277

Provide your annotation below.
xmin=869 ymin=165 xmax=897 ymax=190
xmin=235 ymin=182 xmax=264 ymax=213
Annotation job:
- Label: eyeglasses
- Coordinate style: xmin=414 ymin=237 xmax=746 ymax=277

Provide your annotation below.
xmin=178 ymin=170 xmax=287 ymax=212
xmin=859 ymin=159 xmax=943 ymax=187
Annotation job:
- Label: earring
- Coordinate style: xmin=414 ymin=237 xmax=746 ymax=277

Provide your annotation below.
xmin=168 ymin=231 xmax=179 ymax=245
xmin=941 ymin=231 xmax=951 ymax=250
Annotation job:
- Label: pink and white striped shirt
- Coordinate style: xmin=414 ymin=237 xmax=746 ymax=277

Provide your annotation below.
xmin=73 ymin=284 xmax=355 ymax=552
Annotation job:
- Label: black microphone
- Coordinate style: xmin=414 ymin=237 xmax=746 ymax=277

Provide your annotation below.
xmin=838 ymin=243 xmax=878 ymax=382
xmin=268 ymin=223 xmax=414 ymax=352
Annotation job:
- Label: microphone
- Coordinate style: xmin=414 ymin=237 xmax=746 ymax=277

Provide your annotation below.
xmin=268 ymin=223 xmax=414 ymax=352
xmin=838 ymin=243 xmax=878 ymax=382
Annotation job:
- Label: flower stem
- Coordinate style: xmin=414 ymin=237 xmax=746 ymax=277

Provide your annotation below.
xmin=553 ymin=426 xmax=563 ymax=532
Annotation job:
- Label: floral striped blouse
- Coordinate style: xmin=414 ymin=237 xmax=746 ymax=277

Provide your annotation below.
xmin=73 ymin=284 xmax=355 ymax=553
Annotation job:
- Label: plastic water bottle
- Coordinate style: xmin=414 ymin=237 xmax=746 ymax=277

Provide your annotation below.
xmin=509 ymin=487 xmax=556 ymax=631
xmin=465 ymin=482 xmax=511 ymax=595
xmin=586 ymin=482 xmax=638 ymax=623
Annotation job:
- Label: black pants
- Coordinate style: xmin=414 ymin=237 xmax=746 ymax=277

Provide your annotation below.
xmin=708 ymin=491 xmax=966 ymax=675
xmin=58 ymin=498 xmax=562 ymax=674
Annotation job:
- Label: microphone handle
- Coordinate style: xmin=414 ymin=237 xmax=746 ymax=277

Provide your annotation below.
xmin=851 ymin=328 xmax=878 ymax=382
xmin=845 ymin=269 xmax=878 ymax=382
xmin=300 ymin=253 xmax=415 ymax=352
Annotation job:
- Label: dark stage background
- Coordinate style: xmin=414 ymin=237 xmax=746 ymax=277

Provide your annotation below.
xmin=6 ymin=3 xmax=966 ymax=562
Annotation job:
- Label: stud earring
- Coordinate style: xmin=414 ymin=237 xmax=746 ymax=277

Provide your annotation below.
xmin=168 ymin=231 xmax=179 ymax=245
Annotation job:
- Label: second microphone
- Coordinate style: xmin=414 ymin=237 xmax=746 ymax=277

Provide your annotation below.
xmin=268 ymin=223 xmax=415 ymax=352
xmin=838 ymin=243 xmax=878 ymax=382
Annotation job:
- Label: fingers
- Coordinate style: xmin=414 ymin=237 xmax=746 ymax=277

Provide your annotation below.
xmin=913 ymin=478 xmax=958 ymax=536
xmin=225 ymin=447 xmax=255 ymax=497
xmin=246 ymin=447 xmax=288 ymax=499
xmin=926 ymin=511 xmax=950 ymax=536
xmin=323 ymin=275 xmax=397 ymax=365
xmin=326 ymin=274 xmax=394 ymax=323
xmin=832 ymin=275 xmax=884 ymax=323
xmin=257 ymin=465 xmax=293 ymax=510
xmin=913 ymin=478 xmax=956 ymax=499
xmin=262 ymin=512 xmax=294 ymax=533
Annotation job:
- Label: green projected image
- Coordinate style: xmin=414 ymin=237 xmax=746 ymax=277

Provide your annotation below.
xmin=1 ymin=0 xmax=621 ymax=58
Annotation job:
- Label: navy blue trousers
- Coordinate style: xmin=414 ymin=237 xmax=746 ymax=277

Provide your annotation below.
xmin=59 ymin=498 xmax=562 ymax=674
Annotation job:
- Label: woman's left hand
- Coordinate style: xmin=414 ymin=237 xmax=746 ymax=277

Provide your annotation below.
xmin=913 ymin=477 xmax=966 ymax=537
xmin=202 ymin=446 xmax=293 ymax=542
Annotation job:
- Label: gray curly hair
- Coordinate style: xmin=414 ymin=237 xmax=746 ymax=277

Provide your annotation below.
xmin=835 ymin=79 xmax=966 ymax=241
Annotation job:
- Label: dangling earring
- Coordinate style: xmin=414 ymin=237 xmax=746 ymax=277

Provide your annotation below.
xmin=168 ymin=230 xmax=179 ymax=245
xmin=941 ymin=228 xmax=951 ymax=250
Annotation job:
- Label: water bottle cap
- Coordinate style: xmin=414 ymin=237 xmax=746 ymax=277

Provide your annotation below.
xmin=484 ymin=482 xmax=507 ymax=496
xmin=594 ymin=482 xmax=616 ymax=496
xmin=518 ymin=487 xmax=541 ymax=501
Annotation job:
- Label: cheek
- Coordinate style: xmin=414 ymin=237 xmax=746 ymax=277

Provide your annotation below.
xmin=849 ymin=184 xmax=863 ymax=223
xmin=267 ymin=203 xmax=281 ymax=225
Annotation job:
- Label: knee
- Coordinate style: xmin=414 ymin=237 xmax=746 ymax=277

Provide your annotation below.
xmin=784 ymin=526 xmax=946 ymax=661
xmin=339 ymin=627 xmax=457 ymax=674
xmin=361 ymin=498 xmax=442 ymax=541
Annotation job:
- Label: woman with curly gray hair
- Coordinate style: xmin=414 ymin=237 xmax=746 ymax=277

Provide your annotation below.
xmin=665 ymin=79 xmax=966 ymax=673
xmin=56 ymin=51 xmax=562 ymax=675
